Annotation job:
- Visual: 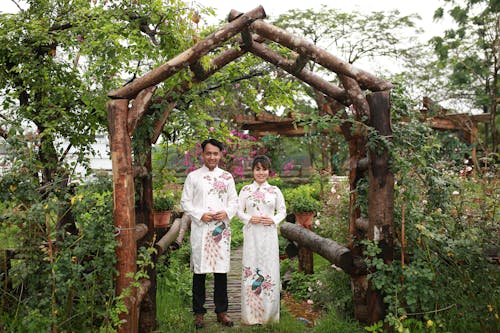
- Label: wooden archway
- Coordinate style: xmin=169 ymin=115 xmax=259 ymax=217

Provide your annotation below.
xmin=106 ymin=6 xmax=393 ymax=332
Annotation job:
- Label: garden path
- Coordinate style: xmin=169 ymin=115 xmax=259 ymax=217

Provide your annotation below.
xmin=204 ymin=246 xmax=243 ymax=328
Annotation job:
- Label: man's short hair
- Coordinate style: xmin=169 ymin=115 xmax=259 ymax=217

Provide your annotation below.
xmin=201 ymin=138 xmax=224 ymax=151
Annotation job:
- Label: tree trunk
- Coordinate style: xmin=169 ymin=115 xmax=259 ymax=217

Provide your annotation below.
xmin=107 ymin=99 xmax=138 ymax=333
xmin=134 ymin=136 xmax=157 ymax=333
xmin=366 ymin=91 xmax=394 ymax=324
xmin=337 ymin=99 xmax=369 ymax=322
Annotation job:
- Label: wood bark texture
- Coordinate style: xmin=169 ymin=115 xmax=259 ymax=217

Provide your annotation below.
xmin=107 ymin=99 xmax=138 ymax=333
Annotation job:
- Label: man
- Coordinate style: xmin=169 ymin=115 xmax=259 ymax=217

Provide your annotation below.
xmin=181 ymin=138 xmax=238 ymax=329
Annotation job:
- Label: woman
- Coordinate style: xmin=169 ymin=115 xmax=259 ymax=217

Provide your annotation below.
xmin=237 ymin=155 xmax=287 ymax=325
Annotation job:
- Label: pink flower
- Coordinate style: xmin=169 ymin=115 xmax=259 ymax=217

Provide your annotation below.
xmin=213 ymin=180 xmax=226 ymax=191
xmin=243 ymin=267 xmax=252 ymax=278
xmin=209 ymin=127 xmax=214 ymax=132
xmin=252 ymin=191 xmax=265 ymax=200
xmin=262 ymin=281 xmax=273 ymax=290
xmin=220 ymin=172 xmax=232 ymax=180
xmin=233 ymin=165 xmax=244 ymax=178
xmin=283 ymin=162 xmax=294 ymax=171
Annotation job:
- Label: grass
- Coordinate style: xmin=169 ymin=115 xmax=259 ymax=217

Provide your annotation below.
xmin=155 ymin=244 xmax=365 ymax=333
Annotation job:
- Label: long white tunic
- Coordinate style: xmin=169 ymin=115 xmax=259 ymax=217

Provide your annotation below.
xmin=181 ymin=165 xmax=238 ymax=274
xmin=237 ymin=181 xmax=287 ymax=324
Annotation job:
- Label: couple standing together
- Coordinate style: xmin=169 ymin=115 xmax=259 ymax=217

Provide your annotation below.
xmin=180 ymin=138 xmax=286 ymax=329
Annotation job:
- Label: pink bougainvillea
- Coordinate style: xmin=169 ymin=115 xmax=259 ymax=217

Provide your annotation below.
xmin=183 ymin=130 xmax=268 ymax=179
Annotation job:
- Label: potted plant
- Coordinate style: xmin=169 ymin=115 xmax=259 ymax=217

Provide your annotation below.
xmin=286 ymin=186 xmax=321 ymax=229
xmin=153 ymin=194 xmax=176 ymax=228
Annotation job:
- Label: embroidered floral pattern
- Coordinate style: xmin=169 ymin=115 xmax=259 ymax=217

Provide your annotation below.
xmin=244 ymin=184 xmax=278 ymax=213
xmin=205 ymin=173 xmax=233 ymax=199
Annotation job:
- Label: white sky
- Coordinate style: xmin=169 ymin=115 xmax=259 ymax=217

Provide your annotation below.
xmin=192 ymin=0 xmax=450 ymax=40
xmin=2 ymin=0 xmax=450 ymax=39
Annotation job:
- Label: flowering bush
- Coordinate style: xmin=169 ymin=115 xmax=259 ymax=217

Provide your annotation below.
xmin=182 ymin=130 xmax=268 ymax=178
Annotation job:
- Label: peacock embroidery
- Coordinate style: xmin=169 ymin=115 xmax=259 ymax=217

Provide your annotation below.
xmin=243 ymin=266 xmax=275 ymax=297
xmin=203 ymin=221 xmax=230 ymax=270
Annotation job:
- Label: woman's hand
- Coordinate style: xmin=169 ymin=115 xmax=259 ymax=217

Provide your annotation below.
xmin=249 ymin=216 xmax=261 ymax=224
xmin=260 ymin=216 xmax=274 ymax=225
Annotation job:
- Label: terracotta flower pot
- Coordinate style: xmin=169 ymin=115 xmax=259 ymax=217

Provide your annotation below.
xmin=154 ymin=211 xmax=172 ymax=228
xmin=294 ymin=211 xmax=314 ymax=229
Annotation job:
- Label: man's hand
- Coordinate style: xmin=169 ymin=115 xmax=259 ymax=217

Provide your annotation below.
xmin=201 ymin=213 xmax=214 ymax=223
xmin=213 ymin=211 xmax=228 ymax=221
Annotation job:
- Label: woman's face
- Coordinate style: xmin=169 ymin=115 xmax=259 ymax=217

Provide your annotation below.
xmin=253 ymin=162 xmax=269 ymax=185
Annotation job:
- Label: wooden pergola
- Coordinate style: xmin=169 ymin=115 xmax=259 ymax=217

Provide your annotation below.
xmin=106 ymin=6 xmax=394 ymax=332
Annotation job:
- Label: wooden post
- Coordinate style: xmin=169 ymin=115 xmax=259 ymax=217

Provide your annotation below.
xmin=107 ymin=99 xmax=138 ymax=333
xmin=366 ymin=91 xmax=394 ymax=324
xmin=135 ymin=137 xmax=156 ymax=333
xmin=294 ymin=213 xmax=314 ymax=274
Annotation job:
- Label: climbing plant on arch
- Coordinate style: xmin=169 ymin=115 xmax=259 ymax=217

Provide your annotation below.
xmin=106 ymin=6 xmax=394 ymax=332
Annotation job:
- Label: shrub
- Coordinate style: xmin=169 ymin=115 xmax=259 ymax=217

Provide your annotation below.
xmin=285 ymin=185 xmax=322 ymax=214
xmin=153 ymin=193 xmax=176 ymax=211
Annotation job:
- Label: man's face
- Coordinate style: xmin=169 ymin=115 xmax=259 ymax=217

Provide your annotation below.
xmin=203 ymin=143 xmax=221 ymax=170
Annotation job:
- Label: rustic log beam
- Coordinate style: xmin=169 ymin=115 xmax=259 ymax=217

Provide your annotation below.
xmin=280 ymin=222 xmax=365 ymax=275
xmin=137 ymin=279 xmax=151 ymax=305
xmin=355 ymin=217 xmax=369 ymax=233
xmin=367 ymin=91 xmax=394 ymax=256
xmin=108 ymin=6 xmax=266 ymax=99
xmin=128 ymin=86 xmax=156 ymax=136
xmin=249 ymin=128 xmax=306 ymax=137
xmin=357 ymin=157 xmax=369 ymax=173
xmin=241 ymin=28 xmax=253 ymax=49
xmin=367 ymin=91 xmax=394 ymax=324
xmin=155 ymin=218 xmax=181 ymax=256
xmin=189 ymin=60 xmax=207 ymax=81
xmin=133 ymin=166 xmax=148 ymax=178
xmin=136 ymin=138 xmax=156 ymax=332
xmin=150 ymin=47 xmax=248 ymax=144
xmin=248 ymin=19 xmax=393 ymax=92
xmin=292 ymin=54 xmax=310 ymax=74
xmin=134 ymin=223 xmax=148 ymax=241
xmin=249 ymin=42 xmax=351 ymax=105
xmin=107 ymin=99 xmax=138 ymax=333
xmin=151 ymin=102 xmax=176 ymax=144
xmin=339 ymin=74 xmax=370 ymax=117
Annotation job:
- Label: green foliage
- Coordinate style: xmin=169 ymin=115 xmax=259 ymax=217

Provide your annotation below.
xmin=313 ymin=306 xmax=364 ymax=333
xmin=1 ymin=175 xmax=121 ymax=332
xmin=315 ymin=177 xmax=350 ymax=243
xmin=310 ymin=267 xmax=353 ymax=314
xmin=357 ymin=85 xmax=500 ymax=332
xmin=284 ymin=184 xmax=322 ymax=214
xmin=229 ymin=216 xmax=244 ymax=249
xmin=285 ymin=271 xmax=318 ymax=301
xmin=156 ymin=245 xmax=193 ymax=331
xmin=153 ymin=193 xmax=176 ymax=212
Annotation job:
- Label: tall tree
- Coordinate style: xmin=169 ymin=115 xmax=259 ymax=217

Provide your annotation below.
xmin=271 ymin=6 xmax=422 ymax=173
xmin=0 ymin=0 xmax=198 ymax=189
xmin=0 ymin=1 xmax=200 ymax=331
xmin=430 ymin=0 xmax=499 ymax=153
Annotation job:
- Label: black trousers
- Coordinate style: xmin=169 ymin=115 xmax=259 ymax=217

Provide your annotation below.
xmin=192 ymin=273 xmax=228 ymax=314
